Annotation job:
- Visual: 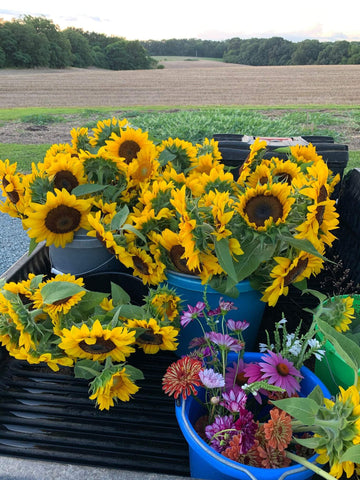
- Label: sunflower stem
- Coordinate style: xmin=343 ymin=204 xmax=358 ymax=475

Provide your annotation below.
xmin=285 ymin=451 xmax=336 ymax=480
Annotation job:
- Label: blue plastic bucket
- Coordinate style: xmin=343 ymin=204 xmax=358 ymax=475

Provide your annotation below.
xmin=165 ymin=271 xmax=266 ymax=356
xmin=176 ymin=352 xmax=331 ymax=480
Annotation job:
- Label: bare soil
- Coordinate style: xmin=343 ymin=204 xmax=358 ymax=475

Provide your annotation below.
xmin=0 ymin=60 xmax=359 ymax=148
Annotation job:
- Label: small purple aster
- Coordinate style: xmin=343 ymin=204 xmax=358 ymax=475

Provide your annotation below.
xmin=220 ymin=388 xmax=247 ymax=413
xmin=205 ymin=415 xmax=237 ymax=452
xmin=206 ymin=332 xmax=243 ymax=352
xmin=219 ymin=298 xmax=238 ymax=313
xmin=199 ymin=368 xmax=225 ymax=389
xmin=226 ymin=319 xmax=250 ymax=332
xmin=180 ymin=301 xmax=206 ymax=327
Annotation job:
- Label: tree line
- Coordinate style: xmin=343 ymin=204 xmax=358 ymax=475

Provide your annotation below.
xmin=0 ymin=16 xmax=359 ymax=70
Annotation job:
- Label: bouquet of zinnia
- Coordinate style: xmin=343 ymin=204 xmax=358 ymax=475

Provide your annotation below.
xmin=0 ymin=272 xmax=182 ymax=410
xmin=162 ymin=291 xmax=360 ymax=479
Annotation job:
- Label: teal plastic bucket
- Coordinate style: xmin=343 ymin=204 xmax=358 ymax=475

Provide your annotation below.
xmin=176 ymin=352 xmax=331 ymax=480
xmin=165 ymin=271 xmax=266 ymax=356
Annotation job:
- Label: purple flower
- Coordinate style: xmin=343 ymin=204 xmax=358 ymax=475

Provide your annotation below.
xmin=226 ymin=319 xmax=250 ymax=332
xmin=220 ymin=388 xmax=247 ymax=413
xmin=225 ymin=359 xmax=247 ymax=392
xmin=206 ymin=332 xmax=243 ymax=352
xmin=219 ymin=298 xmax=238 ymax=313
xmin=205 ymin=415 xmax=237 ymax=452
xmin=199 ymin=369 xmax=225 ymax=389
xmin=234 ymin=407 xmax=257 ymax=454
xmin=243 ymin=361 xmax=263 ymax=384
xmin=258 ymin=351 xmax=303 ymax=396
xmin=180 ymin=302 xmax=206 ymax=327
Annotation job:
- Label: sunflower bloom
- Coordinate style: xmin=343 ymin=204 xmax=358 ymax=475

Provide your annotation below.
xmin=59 ymin=319 xmax=136 ymax=362
xmin=89 ymin=368 xmax=140 ymax=410
xmin=22 ymin=188 xmax=93 ymax=248
xmin=126 ymin=318 xmax=178 ymax=354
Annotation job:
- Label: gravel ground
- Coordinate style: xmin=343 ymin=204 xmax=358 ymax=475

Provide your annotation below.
xmin=0 ymin=193 xmax=30 ymax=277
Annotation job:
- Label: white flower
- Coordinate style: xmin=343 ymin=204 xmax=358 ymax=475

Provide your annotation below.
xmin=258 ymin=342 xmax=269 ymax=352
xmin=278 ymin=318 xmax=287 ymax=328
xmin=308 ymin=338 xmax=325 ymax=360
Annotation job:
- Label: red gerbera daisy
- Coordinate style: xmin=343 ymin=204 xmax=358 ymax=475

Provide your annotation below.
xmin=162 ymin=357 xmax=203 ymax=400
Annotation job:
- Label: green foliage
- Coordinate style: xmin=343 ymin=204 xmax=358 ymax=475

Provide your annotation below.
xmin=21 ymin=114 xmax=65 ymax=125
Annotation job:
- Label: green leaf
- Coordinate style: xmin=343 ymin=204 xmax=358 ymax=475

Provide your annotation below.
xmin=294 ymin=436 xmax=323 ymax=449
xmin=339 ymin=444 xmax=360 ymax=463
xmin=72 ymin=183 xmax=106 ymax=196
xmin=79 ymin=291 xmax=108 ymax=311
xmin=158 ymin=149 xmax=177 ymax=166
xmin=74 ymin=360 xmax=103 ymax=379
xmin=40 ymin=281 xmax=85 ymax=304
xmin=117 ymin=304 xmax=146 ymax=319
xmin=124 ymin=364 xmax=144 ymax=382
xmin=214 ymin=238 xmax=238 ymax=284
xmin=122 ymin=224 xmax=147 ymax=242
xmin=272 ymin=397 xmax=320 ymax=424
xmin=28 ymin=237 xmax=38 ymax=256
xmin=110 ymin=206 xmax=129 ymax=231
xmin=306 ymin=385 xmax=324 ymax=405
xmin=278 ymin=234 xmax=325 ymax=259
xmin=111 ymin=282 xmax=130 ymax=305
xmin=234 ymin=241 xmax=275 ymax=282
xmin=317 ymin=318 xmax=360 ymax=384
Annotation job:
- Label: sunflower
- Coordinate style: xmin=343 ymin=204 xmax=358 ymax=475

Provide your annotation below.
xmin=31 ymin=273 xmax=86 ymax=317
xmin=45 ymin=152 xmax=86 ymax=193
xmin=0 ymin=159 xmax=27 ymax=217
xmin=196 ymin=138 xmax=222 ymax=162
xmin=89 ymin=367 xmax=140 ymax=409
xmin=70 ymin=127 xmax=91 ymax=152
xmin=157 ymin=137 xmax=198 ymax=173
xmin=290 ymin=143 xmax=323 ymax=166
xmin=318 ymin=296 xmax=355 ymax=333
xmin=237 ymin=137 xmax=267 ymax=184
xmin=148 ymin=287 xmax=182 ymax=322
xmin=158 ymin=228 xmax=194 ymax=274
xmin=237 ymin=183 xmax=294 ymax=232
xmin=137 ymin=179 xmax=175 ymax=219
xmin=122 ymin=244 xmax=167 ymax=285
xmin=87 ymin=210 xmax=126 ymax=257
xmin=269 ymin=158 xmax=305 ymax=187
xmin=261 ymin=251 xmax=324 ymax=306
xmin=23 ymin=351 xmax=74 ymax=372
xmin=246 ymin=163 xmax=273 ymax=188
xmin=59 ymin=319 xmax=136 ymax=362
xmin=125 ymin=318 xmax=178 ymax=354
xmin=127 ymin=144 xmax=160 ymax=184
xmin=200 ymin=190 xmax=235 ymax=241
xmin=104 ymin=127 xmax=152 ymax=164
xmin=22 ymin=188 xmax=93 ymax=248
xmin=89 ymin=117 xmax=129 ymax=148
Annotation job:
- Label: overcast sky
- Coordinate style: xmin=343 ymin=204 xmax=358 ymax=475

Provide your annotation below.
xmin=1 ymin=0 xmax=359 ymax=42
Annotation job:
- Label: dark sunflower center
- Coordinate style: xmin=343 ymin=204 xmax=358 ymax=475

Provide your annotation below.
xmin=132 ymin=255 xmax=150 ymax=275
xmin=315 ymin=185 xmax=328 ymax=226
xmin=276 ymin=362 xmax=290 ymax=376
xmin=52 ymin=296 xmax=72 ymax=306
xmin=118 ymin=140 xmax=141 ymax=163
xmin=244 ymin=194 xmax=283 ymax=227
xmin=45 ymin=205 xmax=81 ymax=234
xmin=283 ymin=258 xmax=309 ymax=287
xmin=277 ymin=172 xmax=293 ymax=185
xmin=79 ymin=338 xmax=116 ymax=354
xmin=169 ymin=245 xmax=193 ymax=274
xmin=137 ymin=328 xmax=163 ymax=345
xmin=2 ymin=177 xmax=20 ymax=204
xmin=54 ymin=170 xmax=79 ymax=193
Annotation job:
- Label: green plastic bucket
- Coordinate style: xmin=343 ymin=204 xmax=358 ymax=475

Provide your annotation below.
xmin=314 ymin=294 xmax=360 ymax=396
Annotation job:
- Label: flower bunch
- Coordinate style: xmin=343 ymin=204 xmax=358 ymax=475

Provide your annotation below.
xmin=162 ymin=292 xmax=360 ymax=479
xmin=0 ymin=118 xmax=340 ymax=306
xmin=0 ymin=273 xmax=182 ymax=410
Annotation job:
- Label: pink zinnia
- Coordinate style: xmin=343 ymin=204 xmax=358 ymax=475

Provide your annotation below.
xmin=258 ymin=351 xmax=303 ymax=396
